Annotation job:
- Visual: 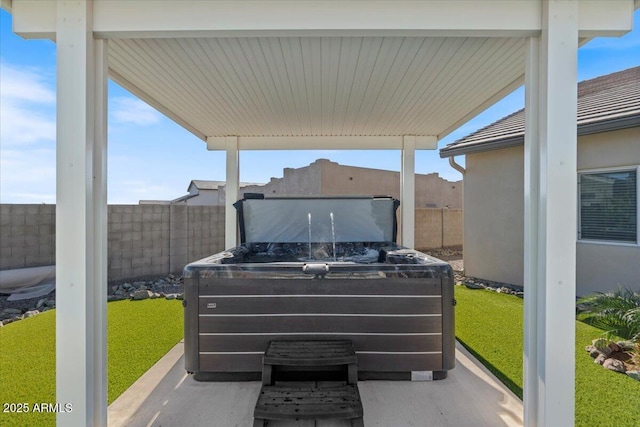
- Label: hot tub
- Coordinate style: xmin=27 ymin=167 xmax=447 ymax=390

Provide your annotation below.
xmin=183 ymin=195 xmax=455 ymax=380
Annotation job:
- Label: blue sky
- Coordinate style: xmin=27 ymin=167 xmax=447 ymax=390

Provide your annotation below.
xmin=1 ymin=9 xmax=639 ymax=204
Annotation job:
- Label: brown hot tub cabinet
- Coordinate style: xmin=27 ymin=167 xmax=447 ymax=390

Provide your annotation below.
xmin=183 ymin=195 xmax=455 ymax=381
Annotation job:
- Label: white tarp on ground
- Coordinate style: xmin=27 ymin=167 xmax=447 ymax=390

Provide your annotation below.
xmin=0 ymin=265 xmax=56 ymax=301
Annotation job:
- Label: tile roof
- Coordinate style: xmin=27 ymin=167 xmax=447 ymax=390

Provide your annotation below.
xmin=440 ymin=66 xmax=640 ymax=157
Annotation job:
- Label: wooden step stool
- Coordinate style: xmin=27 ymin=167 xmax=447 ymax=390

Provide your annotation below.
xmin=254 ymin=340 xmax=364 ymax=426
xmin=262 ymin=340 xmax=358 ymax=385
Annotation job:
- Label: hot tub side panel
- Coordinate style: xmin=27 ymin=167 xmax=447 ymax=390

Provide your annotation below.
xmin=183 ymin=274 xmax=200 ymax=374
xmin=185 ymin=273 xmax=452 ymax=379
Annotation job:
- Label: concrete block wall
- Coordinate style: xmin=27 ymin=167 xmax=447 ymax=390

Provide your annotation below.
xmin=442 ymin=209 xmax=463 ymax=248
xmin=0 ymin=204 xmax=56 ymax=270
xmin=0 ymin=204 xmax=226 ymax=281
xmin=186 ymin=205 xmax=225 ymax=264
xmin=108 ymin=204 xmax=171 ymax=280
xmin=1 ymin=204 xmax=461 ymax=279
xmin=415 ymin=208 xmax=463 ymax=250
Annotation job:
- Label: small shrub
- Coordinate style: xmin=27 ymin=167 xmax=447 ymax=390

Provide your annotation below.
xmin=577 ymin=287 xmax=640 ymax=343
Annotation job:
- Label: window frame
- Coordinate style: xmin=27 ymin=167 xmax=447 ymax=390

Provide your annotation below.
xmin=577 ymin=165 xmax=639 ymax=247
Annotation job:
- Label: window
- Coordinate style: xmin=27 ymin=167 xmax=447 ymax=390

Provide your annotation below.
xmin=578 ymin=168 xmax=638 ymax=244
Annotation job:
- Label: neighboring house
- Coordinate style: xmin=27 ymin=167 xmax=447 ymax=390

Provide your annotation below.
xmin=241 ymin=159 xmax=462 ymax=208
xmin=170 ymin=180 xmax=226 ymax=205
xmin=140 ymin=180 xmax=260 ymax=206
xmin=440 ymin=66 xmax=640 ymax=296
xmin=152 ymin=159 xmax=463 ymax=208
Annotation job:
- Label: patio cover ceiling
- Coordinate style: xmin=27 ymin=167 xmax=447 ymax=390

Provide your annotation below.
xmin=108 ymin=36 xmax=526 ymax=142
xmin=10 ymin=0 xmax=630 ymax=146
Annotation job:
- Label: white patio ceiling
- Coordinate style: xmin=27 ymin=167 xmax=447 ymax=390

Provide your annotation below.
xmin=108 ymin=36 xmax=526 ymax=141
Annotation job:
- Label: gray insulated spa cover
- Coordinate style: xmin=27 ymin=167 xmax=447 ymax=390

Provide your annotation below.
xmin=234 ymin=195 xmax=399 ymax=244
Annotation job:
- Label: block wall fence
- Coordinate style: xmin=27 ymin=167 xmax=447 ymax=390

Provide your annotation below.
xmin=1 ymin=204 xmax=460 ymax=281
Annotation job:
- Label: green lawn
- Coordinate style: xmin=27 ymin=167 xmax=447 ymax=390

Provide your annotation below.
xmin=0 ymin=299 xmax=183 ymax=427
xmin=455 ymin=286 xmax=640 ymax=427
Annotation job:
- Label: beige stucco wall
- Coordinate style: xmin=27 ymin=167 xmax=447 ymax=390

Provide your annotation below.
xmin=241 ymin=163 xmax=323 ymax=197
xmin=463 ymin=127 xmax=640 ymax=294
xmin=185 ymin=189 xmax=220 ymax=205
xmin=196 ymin=159 xmax=462 ymax=208
xmin=464 ymin=146 xmax=524 ymax=286
xmin=320 ymin=159 xmax=462 ymax=208
xmin=576 ymin=127 xmax=640 ymax=294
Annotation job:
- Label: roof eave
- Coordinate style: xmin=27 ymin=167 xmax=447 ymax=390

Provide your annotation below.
xmin=440 ymin=114 xmax=640 ymax=158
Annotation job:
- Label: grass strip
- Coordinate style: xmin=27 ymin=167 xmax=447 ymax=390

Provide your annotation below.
xmin=0 ymin=298 xmax=183 ymax=427
xmin=455 ymin=286 xmax=640 ymax=427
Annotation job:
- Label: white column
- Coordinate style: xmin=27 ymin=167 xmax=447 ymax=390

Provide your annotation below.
xmin=401 ymin=136 xmax=416 ymax=248
xmin=523 ymin=36 xmax=540 ymax=427
xmin=523 ymin=1 xmax=578 ymax=426
xmin=92 ymin=38 xmax=108 ymax=427
xmin=55 ymin=0 xmax=108 ymax=426
xmin=225 ymin=136 xmax=239 ymax=248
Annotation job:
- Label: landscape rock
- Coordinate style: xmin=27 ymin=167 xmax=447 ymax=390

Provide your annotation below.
xmin=603 ymin=358 xmax=626 ymax=373
xmin=585 ymin=345 xmax=602 ymax=359
xmin=626 ymin=371 xmax=640 ymax=381
xmin=592 ymin=338 xmax=609 ymax=350
xmin=0 ymin=274 xmax=184 ymax=325
xmin=608 ymin=342 xmax=622 ymax=353
xmin=455 ymin=275 xmax=524 ymax=297
xmin=594 ymin=354 xmax=607 ymax=365
xmin=617 ymin=341 xmax=636 ymax=352
xmin=592 ymin=338 xmax=615 ymax=356
xmin=132 ymin=289 xmax=153 ymax=300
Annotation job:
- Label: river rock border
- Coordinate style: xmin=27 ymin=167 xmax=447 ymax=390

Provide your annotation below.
xmin=0 ymin=274 xmax=184 ymax=327
xmin=455 ymin=274 xmax=524 ymax=298
xmin=585 ymin=338 xmax=640 ymax=382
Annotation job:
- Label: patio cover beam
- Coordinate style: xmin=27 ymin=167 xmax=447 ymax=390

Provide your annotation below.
xmin=9 ymin=0 xmax=633 ymax=40
xmin=524 ymin=1 xmax=579 ymax=426
xmin=206 ymin=136 xmax=438 ymax=151
xmin=55 ymin=0 xmax=108 ymax=426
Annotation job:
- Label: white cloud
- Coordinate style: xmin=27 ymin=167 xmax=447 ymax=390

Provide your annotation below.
xmin=110 ymin=97 xmax=161 ymax=126
xmin=0 ymin=62 xmax=55 ymax=104
xmin=0 ymin=61 xmax=56 ymax=146
xmin=0 ymin=148 xmax=56 ymax=203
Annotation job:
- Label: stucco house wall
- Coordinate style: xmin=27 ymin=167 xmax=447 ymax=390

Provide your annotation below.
xmin=174 ymin=159 xmax=462 ymax=208
xmin=240 ymin=162 xmax=323 ymax=197
xmin=464 ymin=146 xmax=524 ymax=287
xmin=576 ymin=128 xmax=640 ymax=295
xmin=462 ymin=127 xmax=639 ymax=295
xmin=320 ymin=160 xmax=462 ymax=208
xmin=183 ymin=189 xmax=220 ymax=205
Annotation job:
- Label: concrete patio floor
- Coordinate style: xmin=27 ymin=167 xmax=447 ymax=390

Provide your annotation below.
xmin=108 ymin=341 xmax=523 ymax=427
